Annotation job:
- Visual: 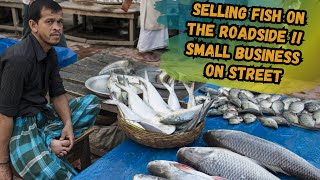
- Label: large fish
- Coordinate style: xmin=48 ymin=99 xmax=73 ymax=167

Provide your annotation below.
xmin=147 ymin=160 xmax=225 ymax=180
xmin=99 ymin=60 xmax=133 ymax=75
xmin=133 ymin=174 xmax=167 ymax=180
xmin=177 ymin=147 xmax=279 ymax=180
xmin=138 ymin=71 xmax=173 ymax=114
xmin=203 ymin=130 xmax=320 ymax=180
xmin=183 ymin=82 xmax=196 ymax=109
xmin=116 ymin=82 xmax=175 ymax=134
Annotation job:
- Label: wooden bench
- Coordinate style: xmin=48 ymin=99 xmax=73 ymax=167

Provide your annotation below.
xmin=0 ymin=0 xmax=23 ymax=33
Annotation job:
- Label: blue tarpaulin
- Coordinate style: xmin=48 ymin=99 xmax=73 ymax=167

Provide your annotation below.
xmin=74 ymin=84 xmax=320 ymax=180
xmin=0 ymin=38 xmax=77 ymax=68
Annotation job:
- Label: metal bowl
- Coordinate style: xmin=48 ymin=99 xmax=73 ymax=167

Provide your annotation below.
xmin=85 ymin=75 xmax=111 ymax=98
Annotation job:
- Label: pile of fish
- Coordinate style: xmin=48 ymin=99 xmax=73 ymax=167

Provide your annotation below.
xmin=99 ymin=60 xmax=134 ymax=76
xmin=197 ymin=87 xmax=320 ymax=130
xmin=133 ymin=130 xmax=320 ymax=180
xmin=104 ymin=71 xmax=212 ymax=135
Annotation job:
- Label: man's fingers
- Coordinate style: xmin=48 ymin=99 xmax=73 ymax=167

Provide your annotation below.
xmin=59 ymin=134 xmax=66 ymax=141
xmin=61 ymin=140 xmax=71 ymax=147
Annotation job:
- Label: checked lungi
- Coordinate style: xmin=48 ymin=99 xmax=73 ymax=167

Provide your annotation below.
xmin=9 ymin=94 xmax=101 ymax=180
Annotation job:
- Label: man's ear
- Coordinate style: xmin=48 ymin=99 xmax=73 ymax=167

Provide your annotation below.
xmin=29 ymin=19 xmax=38 ymax=33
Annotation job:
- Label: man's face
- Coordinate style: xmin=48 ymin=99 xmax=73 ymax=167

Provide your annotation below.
xmin=35 ymin=8 xmax=63 ymax=46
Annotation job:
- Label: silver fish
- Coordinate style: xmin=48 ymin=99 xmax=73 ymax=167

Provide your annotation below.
xmin=299 ymin=113 xmax=315 ymax=128
xmin=207 ymin=109 xmax=223 ymax=117
xmin=199 ymin=87 xmax=220 ymax=96
xmin=304 ymin=102 xmax=320 ymax=113
xmin=161 ymin=80 xmax=181 ymax=110
xmin=313 ymin=110 xmax=320 ymax=126
xmin=271 ymin=100 xmax=284 ymax=114
xmin=269 ymin=116 xmax=290 ymax=126
xmin=259 ymin=117 xmax=278 ymax=129
xmin=223 ymin=111 xmax=238 ymax=119
xmin=260 ymin=100 xmax=272 ymax=109
xmin=228 ymin=116 xmax=243 ymax=125
xmin=195 ymin=95 xmax=211 ymax=105
xmin=283 ymin=97 xmax=301 ymax=110
xmin=243 ymin=113 xmax=257 ymax=124
xmin=229 ymin=98 xmax=241 ymax=108
xmin=116 ymin=83 xmax=175 ymax=134
xmin=218 ymin=88 xmax=229 ymax=96
xmin=268 ymin=95 xmax=282 ymax=102
xmin=177 ymin=147 xmax=279 ymax=180
xmin=183 ymin=82 xmax=196 ymax=109
xmin=203 ymin=130 xmax=320 ymax=180
xmin=240 ymin=89 xmax=255 ymax=99
xmin=147 ymin=160 xmax=225 ymax=180
xmin=229 ymin=88 xmax=240 ymax=99
xmin=139 ymin=83 xmax=149 ymax=105
xmin=99 ymin=60 xmax=132 ymax=75
xmin=282 ymin=111 xmax=299 ymax=124
xmin=289 ymin=101 xmax=305 ymax=114
xmin=261 ymin=107 xmax=276 ymax=116
xmin=133 ymin=174 xmax=167 ymax=180
xmin=138 ymin=71 xmax=173 ymax=114
xmin=256 ymin=94 xmax=272 ymax=101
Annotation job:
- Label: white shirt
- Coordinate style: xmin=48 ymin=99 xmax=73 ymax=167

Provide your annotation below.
xmin=22 ymin=0 xmax=30 ymax=5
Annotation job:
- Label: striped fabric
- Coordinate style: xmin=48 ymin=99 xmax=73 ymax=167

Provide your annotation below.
xmin=9 ymin=94 xmax=101 ymax=180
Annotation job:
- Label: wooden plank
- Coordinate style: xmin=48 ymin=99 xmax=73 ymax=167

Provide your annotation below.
xmin=62 ymin=80 xmax=90 ymax=97
xmin=60 ymin=71 xmax=91 ymax=84
xmin=0 ymin=25 xmax=22 ymax=31
xmin=64 ymin=34 xmax=87 ymax=43
xmin=0 ymin=2 xmax=22 ymax=9
xmin=75 ymin=58 xmax=109 ymax=70
xmin=11 ymin=7 xmax=19 ymax=28
xmin=86 ymin=39 xmax=136 ymax=46
xmin=62 ymin=63 xmax=101 ymax=76
xmin=129 ymin=19 xmax=134 ymax=42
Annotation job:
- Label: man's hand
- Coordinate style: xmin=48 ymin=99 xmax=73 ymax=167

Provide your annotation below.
xmin=59 ymin=122 xmax=74 ymax=152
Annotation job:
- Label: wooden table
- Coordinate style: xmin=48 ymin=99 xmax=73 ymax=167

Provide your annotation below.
xmin=0 ymin=0 xmax=23 ymax=33
xmin=0 ymin=0 xmax=140 ymax=46
xmin=60 ymin=1 xmax=140 ymax=46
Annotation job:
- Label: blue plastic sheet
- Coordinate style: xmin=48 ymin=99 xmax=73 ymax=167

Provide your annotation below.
xmin=75 ymin=84 xmax=320 ymax=180
xmin=0 ymin=38 xmax=77 ymax=68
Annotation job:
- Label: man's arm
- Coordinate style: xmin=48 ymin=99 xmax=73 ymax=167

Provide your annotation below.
xmin=51 ymin=94 xmax=74 ymax=151
xmin=0 ymin=113 xmax=13 ymax=180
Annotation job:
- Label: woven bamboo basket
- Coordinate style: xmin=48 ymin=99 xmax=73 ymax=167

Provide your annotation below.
xmin=117 ymin=102 xmax=205 ymax=149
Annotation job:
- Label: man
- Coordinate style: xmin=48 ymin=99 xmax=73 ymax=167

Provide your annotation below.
xmin=0 ymin=0 xmax=100 ymax=179
xmin=22 ymin=0 xmax=67 ymax=47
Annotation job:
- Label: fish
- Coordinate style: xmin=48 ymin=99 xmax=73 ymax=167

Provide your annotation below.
xmin=183 ymin=82 xmax=196 ymax=109
xmin=199 ymin=87 xmax=220 ymax=96
xmin=116 ymin=82 xmax=175 ymax=134
xmin=139 ymin=83 xmax=149 ymax=104
xmin=256 ymin=94 xmax=272 ymax=101
xmin=313 ymin=110 xmax=320 ymax=126
xmin=243 ymin=113 xmax=257 ymax=124
xmin=133 ymin=174 xmax=167 ymax=180
xmin=99 ymin=60 xmax=133 ymax=75
xmin=269 ymin=116 xmax=290 ymax=126
xmin=207 ymin=109 xmax=223 ymax=117
xmin=229 ymin=98 xmax=241 ymax=108
xmin=107 ymin=73 xmax=123 ymax=102
xmin=240 ymin=89 xmax=255 ymax=99
xmin=138 ymin=71 xmax=173 ymax=114
xmin=271 ymin=100 xmax=284 ymax=114
xmin=218 ymin=88 xmax=229 ymax=96
xmin=161 ymin=79 xmax=181 ymax=110
xmin=177 ymin=147 xmax=279 ymax=180
xmin=267 ymin=95 xmax=282 ymax=102
xmin=240 ymin=100 xmax=262 ymax=116
xmin=103 ymin=97 xmax=144 ymax=130
xmin=283 ymin=97 xmax=301 ymax=110
xmin=229 ymin=88 xmax=240 ymax=99
xmin=147 ymin=160 xmax=225 ymax=180
xmin=261 ymin=107 xmax=276 ymax=116
xmin=299 ymin=113 xmax=315 ymax=128
xmin=223 ymin=111 xmax=238 ymax=119
xmin=304 ymin=102 xmax=320 ymax=113
xmin=159 ymin=103 xmax=205 ymax=125
xmin=260 ymin=100 xmax=272 ymax=109
xmin=195 ymin=95 xmax=211 ymax=105
xmin=259 ymin=117 xmax=278 ymax=129
xmin=203 ymin=130 xmax=320 ymax=180
xmin=282 ymin=111 xmax=299 ymax=124
xmin=289 ymin=101 xmax=304 ymax=114
xmin=228 ymin=116 xmax=243 ymax=125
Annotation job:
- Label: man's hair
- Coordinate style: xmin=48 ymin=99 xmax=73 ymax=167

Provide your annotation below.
xmin=29 ymin=0 xmax=62 ymax=23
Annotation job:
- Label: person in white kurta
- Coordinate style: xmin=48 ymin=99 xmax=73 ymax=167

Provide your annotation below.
xmin=137 ymin=0 xmax=168 ymax=53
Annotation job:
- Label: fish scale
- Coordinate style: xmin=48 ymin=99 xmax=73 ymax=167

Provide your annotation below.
xmin=203 ymin=130 xmax=320 ymax=180
xmin=178 ymin=147 xmax=279 ymax=180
